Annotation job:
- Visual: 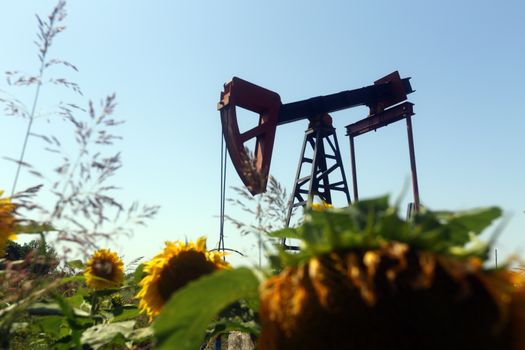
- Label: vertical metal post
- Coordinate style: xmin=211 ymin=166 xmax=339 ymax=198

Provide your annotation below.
xmin=349 ymin=135 xmax=359 ymax=201
xmin=285 ymin=131 xmax=309 ymax=228
xmin=307 ymin=129 xmax=321 ymax=205
xmin=331 ymin=133 xmax=351 ymax=204
xmin=405 ymin=115 xmax=420 ymax=211
xmin=315 ymin=133 xmax=332 ymax=204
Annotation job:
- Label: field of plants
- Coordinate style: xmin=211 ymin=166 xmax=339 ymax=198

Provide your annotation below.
xmin=1 ymin=2 xmax=525 ymax=350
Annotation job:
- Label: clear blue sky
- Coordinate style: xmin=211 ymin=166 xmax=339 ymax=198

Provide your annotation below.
xmin=1 ymin=1 xmax=524 ymax=266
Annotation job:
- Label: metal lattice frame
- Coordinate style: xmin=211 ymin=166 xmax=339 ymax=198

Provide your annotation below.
xmin=283 ymin=122 xmax=351 ymax=249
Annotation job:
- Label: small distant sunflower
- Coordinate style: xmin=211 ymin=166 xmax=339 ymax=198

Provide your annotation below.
xmin=0 ymin=190 xmax=17 ymax=257
xmin=311 ymin=201 xmax=333 ymax=211
xmin=136 ymin=237 xmax=229 ymax=320
xmin=84 ymin=249 xmax=124 ymax=290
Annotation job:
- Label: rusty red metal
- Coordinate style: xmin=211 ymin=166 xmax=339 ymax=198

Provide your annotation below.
xmin=405 ymin=114 xmax=420 ymax=211
xmin=345 ymin=102 xmax=420 ymax=212
xmin=370 ymin=72 xmax=413 ymax=114
xmin=217 ymin=77 xmax=281 ymax=195
xmin=346 ymin=102 xmax=414 ymax=137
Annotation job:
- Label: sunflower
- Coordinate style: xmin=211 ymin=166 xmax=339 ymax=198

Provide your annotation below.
xmin=311 ymin=201 xmax=333 ymax=211
xmin=84 ymin=249 xmax=125 ymax=290
xmin=0 ymin=190 xmax=17 ymax=257
xmin=259 ymin=244 xmax=525 ymax=350
xmin=136 ymin=237 xmax=229 ymax=320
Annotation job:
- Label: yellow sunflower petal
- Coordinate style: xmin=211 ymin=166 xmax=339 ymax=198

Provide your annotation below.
xmin=311 ymin=201 xmax=333 ymax=211
xmin=0 ymin=190 xmax=17 ymax=257
xmin=196 ymin=236 xmax=207 ymax=251
xmin=136 ymin=237 xmax=229 ymax=320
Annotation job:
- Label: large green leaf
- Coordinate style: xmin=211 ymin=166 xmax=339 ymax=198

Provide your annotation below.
xmin=53 ymin=294 xmax=90 ymax=349
xmin=27 ymin=302 xmax=90 ymax=318
xmin=437 ymin=207 xmax=502 ymax=237
xmin=30 ymin=316 xmax=70 ymax=341
xmin=64 ymin=288 xmax=89 ymax=309
xmin=353 ymin=196 xmax=390 ymax=214
xmin=110 ymin=305 xmax=140 ymax=322
xmin=80 ymin=320 xmax=135 ymax=350
xmin=153 ymin=267 xmax=260 ymax=350
xmin=408 ymin=207 xmax=502 ymax=256
xmin=128 ymin=326 xmax=154 ymax=343
xmin=267 ymin=227 xmax=302 ymax=240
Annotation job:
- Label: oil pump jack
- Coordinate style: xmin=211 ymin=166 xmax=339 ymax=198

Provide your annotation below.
xmin=218 ymin=71 xmax=419 ymax=248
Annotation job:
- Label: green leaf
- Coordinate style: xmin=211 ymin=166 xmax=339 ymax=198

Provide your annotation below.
xmin=110 ymin=305 xmax=140 ymax=322
xmin=27 ymin=302 xmax=90 ymax=318
xmin=80 ymin=320 xmax=135 ymax=350
xmin=154 ymin=267 xmax=260 ymax=350
xmin=269 ymin=196 xmax=503 ymax=269
xmin=53 ymin=295 xmax=86 ymax=331
xmin=440 ymin=207 xmax=502 ymax=237
xmin=132 ymin=263 xmax=146 ymax=285
xmin=31 ymin=316 xmax=69 ymax=340
xmin=354 ymin=195 xmax=390 ymax=210
xmin=411 ymin=207 xmax=502 ymax=255
xmin=129 ymin=326 xmax=154 ymax=343
xmin=27 ymin=302 xmax=63 ymax=316
xmin=65 ymin=259 xmax=84 ymax=270
xmin=65 ymin=293 xmax=85 ymax=308
xmin=51 ymin=294 xmax=95 ymax=350
xmin=59 ymin=275 xmax=86 ymax=284
xmin=64 ymin=288 xmax=89 ymax=308
xmin=267 ymin=227 xmax=302 ymax=240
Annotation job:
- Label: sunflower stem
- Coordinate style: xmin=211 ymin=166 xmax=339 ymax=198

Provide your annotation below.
xmin=90 ymin=291 xmax=99 ymax=317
